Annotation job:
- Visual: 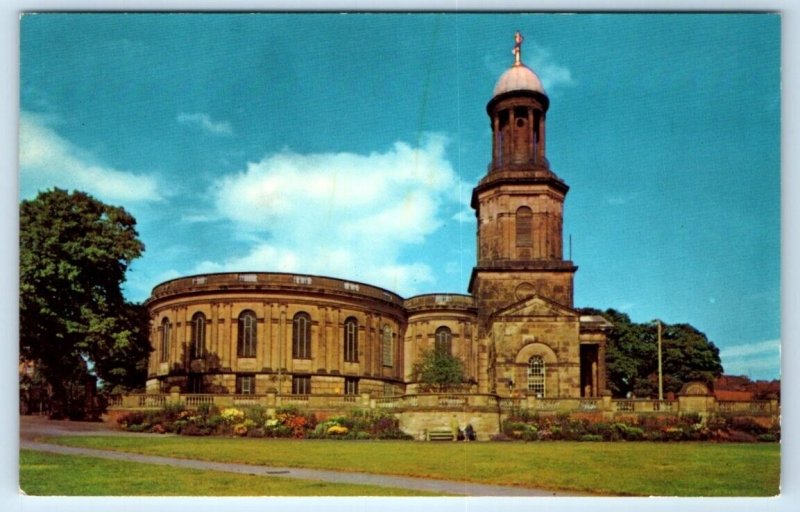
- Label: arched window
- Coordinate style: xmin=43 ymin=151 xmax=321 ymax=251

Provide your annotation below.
xmin=237 ymin=310 xmax=257 ymax=358
xmin=381 ymin=324 xmax=394 ymax=367
xmin=343 ymin=317 xmax=358 ymax=363
xmin=190 ymin=312 xmax=206 ymax=359
xmin=527 ymin=356 xmax=546 ymax=397
xmin=434 ymin=326 xmax=452 ymax=357
xmin=293 ymin=312 xmax=312 ymax=359
xmin=516 ymin=206 xmax=533 ymax=247
xmin=160 ymin=318 xmax=171 ymax=363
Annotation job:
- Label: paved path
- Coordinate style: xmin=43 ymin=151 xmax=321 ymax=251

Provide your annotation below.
xmin=20 ymin=416 xmax=571 ymax=497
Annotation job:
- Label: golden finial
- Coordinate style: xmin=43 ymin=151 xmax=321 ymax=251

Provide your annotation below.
xmin=513 ymin=30 xmax=524 ymax=66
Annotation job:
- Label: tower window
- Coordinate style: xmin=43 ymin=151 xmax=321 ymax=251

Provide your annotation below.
xmin=160 ymin=318 xmax=171 ymax=363
xmin=237 ymin=374 xmax=255 ymax=395
xmin=434 ymin=326 xmax=452 ymax=357
xmin=527 ymin=356 xmax=546 ymax=398
xmin=191 ymin=312 xmax=206 ymax=359
xmin=237 ymin=310 xmax=257 ymax=358
xmin=293 ymin=312 xmax=312 ymax=359
xmin=381 ymin=324 xmax=394 ymax=367
xmin=292 ymin=375 xmax=311 ymax=395
xmin=345 ymin=377 xmax=359 ymax=396
xmin=516 ymin=206 xmax=533 ymax=247
xmin=344 ymin=317 xmax=358 ymax=362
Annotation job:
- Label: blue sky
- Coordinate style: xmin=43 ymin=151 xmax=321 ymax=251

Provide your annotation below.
xmin=18 ymin=13 xmax=781 ymax=380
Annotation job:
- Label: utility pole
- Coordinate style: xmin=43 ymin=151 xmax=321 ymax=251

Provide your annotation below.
xmin=657 ymin=319 xmax=663 ymax=401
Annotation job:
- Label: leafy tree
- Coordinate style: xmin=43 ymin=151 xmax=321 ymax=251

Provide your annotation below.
xmin=580 ymin=308 xmax=723 ymax=398
xmin=20 ymin=188 xmax=150 ymax=417
xmin=412 ymin=348 xmax=465 ymax=392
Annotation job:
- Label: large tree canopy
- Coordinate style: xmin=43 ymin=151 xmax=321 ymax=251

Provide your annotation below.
xmin=580 ymin=308 xmax=723 ymax=398
xmin=20 ymin=188 xmax=150 ymax=416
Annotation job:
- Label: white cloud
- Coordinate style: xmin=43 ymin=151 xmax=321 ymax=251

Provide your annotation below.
xmin=19 ymin=112 xmax=162 ymax=203
xmin=720 ymin=339 xmax=780 ymax=360
xmin=719 ymin=339 xmax=781 ymax=379
xmin=177 ymin=112 xmax=233 ymax=136
xmin=452 ymin=208 xmax=475 ymax=223
xmin=205 ymin=134 xmax=462 ymax=296
xmin=526 ymin=44 xmax=575 ymax=93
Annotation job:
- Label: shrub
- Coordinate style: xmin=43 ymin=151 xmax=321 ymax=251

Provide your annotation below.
xmin=232 ymin=423 xmax=248 ymax=436
xmin=243 ymin=406 xmax=268 ymax=425
xmin=580 ymin=434 xmax=603 ymax=442
xmin=727 ymin=430 xmax=757 ymax=443
xmin=327 ymin=425 xmax=349 ymax=436
xmin=162 ymin=402 xmax=186 ymax=421
xmin=247 ymin=427 xmax=266 ymax=438
xmin=758 ymin=433 xmax=778 ymax=442
xmin=117 ymin=411 xmax=147 ymax=429
xmin=220 ymin=408 xmax=245 ymax=424
xmin=729 ymin=417 xmax=768 ymax=436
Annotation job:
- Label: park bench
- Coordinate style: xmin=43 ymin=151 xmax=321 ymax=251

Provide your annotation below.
xmin=426 ymin=428 xmax=455 ymax=441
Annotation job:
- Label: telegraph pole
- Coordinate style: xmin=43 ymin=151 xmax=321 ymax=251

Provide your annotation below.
xmin=657 ymin=319 xmax=663 ymax=400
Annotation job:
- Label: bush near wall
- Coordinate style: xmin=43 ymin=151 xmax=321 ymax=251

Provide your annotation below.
xmin=115 ymin=404 xmax=412 ymax=440
xmin=499 ymin=410 xmax=780 ymax=442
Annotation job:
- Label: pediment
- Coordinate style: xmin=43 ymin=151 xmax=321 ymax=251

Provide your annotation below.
xmin=492 ymin=293 xmax=577 ymax=320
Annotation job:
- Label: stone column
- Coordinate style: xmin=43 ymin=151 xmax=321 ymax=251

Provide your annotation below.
xmin=527 ymin=108 xmax=534 ymax=160
xmin=492 ymin=115 xmax=500 ymax=163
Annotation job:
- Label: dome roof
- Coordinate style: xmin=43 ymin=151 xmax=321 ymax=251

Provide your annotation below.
xmin=492 ymin=63 xmax=546 ymax=97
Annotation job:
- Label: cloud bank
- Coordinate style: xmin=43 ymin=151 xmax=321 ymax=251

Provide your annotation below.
xmin=198 ymin=135 xmax=463 ymax=297
xmin=719 ymin=339 xmax=780 ymax=380
xmin=19 ymin=112 xmax=162 ymax=204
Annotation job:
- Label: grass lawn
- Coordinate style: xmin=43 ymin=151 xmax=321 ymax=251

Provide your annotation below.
xmin=44 ymin=436 xmax=780 ymax=496
xmin=19 ymin=449 xmax=442 ymax=496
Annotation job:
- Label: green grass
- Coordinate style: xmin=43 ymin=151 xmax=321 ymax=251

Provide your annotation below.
xmin=45 ymin=436 xmax=780 ymax=496
xmin=19 ymin=450 xmax=442 ymax=496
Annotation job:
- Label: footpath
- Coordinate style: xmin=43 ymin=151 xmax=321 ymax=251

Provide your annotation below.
xmin=20 ymin=416 xmax=570 ymax=497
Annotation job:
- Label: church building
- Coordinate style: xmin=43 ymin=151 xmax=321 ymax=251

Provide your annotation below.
xmin=145 ymin=33 xmax=611 ymax=401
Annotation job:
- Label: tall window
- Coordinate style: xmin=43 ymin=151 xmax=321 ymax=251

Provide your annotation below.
xmin=292 ymin=375 xmax=311 ymax=395
xmin=527 ymin=356 xmax=546 ymax=397
xmin=237 ymin=310 xmax=257 ymax=358
xmin=188 ymin=374 xmax=203 ymax=394
xmin=434 ymin=326 xmax=452 ymax=357
xmin=237 ymin=374 xmax=254 ymax=395
xmin=381 ymin=324 xmax=394 ymax=367
xmin=344 ymin=317 xmax=358 ymax=362
xmin=159 ymin=318 xmax=171 ymax=362
xmin=516 ymin=206 xmax=533 ymax=247
xmin=190 ymin=312 xmax=206 ymax=359
xmin=344 ymin=377 xmax=359 ymax=396
xmin=293 ymin=312 xmax=312 ymax=359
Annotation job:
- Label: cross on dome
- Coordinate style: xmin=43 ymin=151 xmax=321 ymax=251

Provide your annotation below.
xmin=513 ymin=30 xmax=524 ymax=66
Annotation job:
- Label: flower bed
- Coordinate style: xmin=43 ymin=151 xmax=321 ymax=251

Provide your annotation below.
xmin=115 ymin=403 xmax=411 ymax=440
xmin=499 ymin=410 xmax=780 ymax=442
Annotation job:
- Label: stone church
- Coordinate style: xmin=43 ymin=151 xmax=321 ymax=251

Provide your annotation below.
xmin=145 ymin=33 xmax=611 ymax=401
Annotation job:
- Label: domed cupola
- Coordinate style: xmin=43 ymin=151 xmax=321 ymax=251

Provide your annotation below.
xmin=486 ymin=31 xmax=550 ymax=171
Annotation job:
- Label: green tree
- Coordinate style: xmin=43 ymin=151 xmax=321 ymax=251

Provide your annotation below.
xmin=20 ymin=188 xmax=150 ymax=417
xmin=580 ymin=308 xmax=723 ymax=398
xmin=412 ymin=348 xmax=466 ymax=392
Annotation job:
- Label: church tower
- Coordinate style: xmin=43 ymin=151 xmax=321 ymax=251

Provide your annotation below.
xmin=470 ymin=33 xmax=603 ymax=398
xmin=469 ymin=32 xmax=577 ymax=322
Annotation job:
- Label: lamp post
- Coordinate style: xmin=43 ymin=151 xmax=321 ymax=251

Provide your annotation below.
xmin=655 ymin=319 xmax=663 ymax=401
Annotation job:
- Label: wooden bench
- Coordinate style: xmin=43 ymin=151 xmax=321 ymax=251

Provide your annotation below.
xmin=427 ymin=428 xmax=455 ymax=441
